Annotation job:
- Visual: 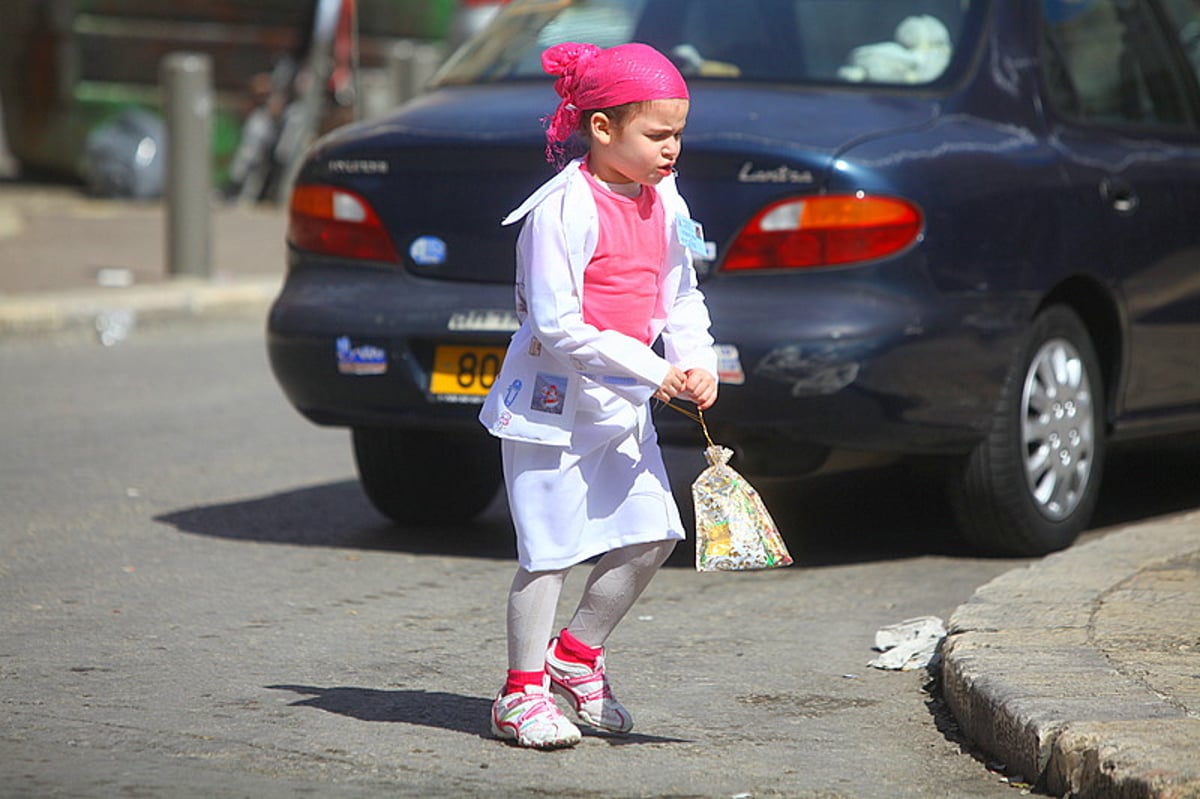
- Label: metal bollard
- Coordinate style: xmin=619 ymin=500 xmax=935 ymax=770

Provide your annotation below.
xmin=387 ymin=40 xmax=444 ymax=107
xmin=161 ymin=52 xmax=212 ymax=278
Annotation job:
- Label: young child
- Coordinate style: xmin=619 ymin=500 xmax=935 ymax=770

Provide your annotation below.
xmin=478 ymin=41 xmax=718 ymax=750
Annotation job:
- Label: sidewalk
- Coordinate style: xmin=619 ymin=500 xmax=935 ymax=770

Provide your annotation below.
xmin=0 ymin=182 xmax=285 ymax=336
xmin=944 ymin=517 xmax=1200 ymax=798
xmin=2 ymin=182 xmax=1198 ymax=798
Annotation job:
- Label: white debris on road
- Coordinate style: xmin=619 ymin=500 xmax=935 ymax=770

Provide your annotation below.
xmin=868 ymin=615 xmax=946 ymax=671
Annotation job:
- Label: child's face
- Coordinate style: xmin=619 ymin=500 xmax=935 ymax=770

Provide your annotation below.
xmin=587 ymin=98 xmax=689 ymax=187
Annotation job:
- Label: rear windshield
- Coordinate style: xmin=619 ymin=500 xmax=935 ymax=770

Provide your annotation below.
xmin=435 ymin=0 xmax=983 ymax=87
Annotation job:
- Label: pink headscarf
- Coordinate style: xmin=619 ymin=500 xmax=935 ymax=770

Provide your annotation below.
xmin=541 ymin=42 xmax=689 ymax=166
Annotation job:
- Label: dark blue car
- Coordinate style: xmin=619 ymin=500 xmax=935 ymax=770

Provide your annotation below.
xmin=267 ymin=0 xmax=1200 ymax=556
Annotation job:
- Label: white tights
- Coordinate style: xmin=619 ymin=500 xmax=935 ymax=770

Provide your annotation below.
xmin=506 ymin=539 xmax=677 ymax=671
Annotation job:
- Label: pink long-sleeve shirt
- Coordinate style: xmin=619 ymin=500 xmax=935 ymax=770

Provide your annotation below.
xmin=580 ymin=164 xmax=666 ymax=346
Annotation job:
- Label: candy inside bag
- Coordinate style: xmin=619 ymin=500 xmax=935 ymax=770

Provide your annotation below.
xmin=692 ymin=445 xmax=793 ymax=572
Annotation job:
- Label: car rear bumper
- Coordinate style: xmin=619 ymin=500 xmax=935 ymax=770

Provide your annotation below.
xmin=267 ymin=254 xmax=1034 ymax=474
xmin=677 ymin=270 xmax=1032 ymax=467
xmin=267 ymin=256 xmax=515 ymax=430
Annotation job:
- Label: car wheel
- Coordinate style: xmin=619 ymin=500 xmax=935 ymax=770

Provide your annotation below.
xmin=352 ymin=428 xmax=502 ymax=524
xmin=949 ymin=306 xmax=1105 ymax=556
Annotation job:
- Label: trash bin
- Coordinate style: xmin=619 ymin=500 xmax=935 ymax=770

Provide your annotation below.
xmin=83 ymin=108 xmax=166 ymax=199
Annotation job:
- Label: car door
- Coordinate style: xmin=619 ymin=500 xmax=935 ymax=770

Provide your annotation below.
xmin=1040 ymin=0 xmax=1200 ymax=422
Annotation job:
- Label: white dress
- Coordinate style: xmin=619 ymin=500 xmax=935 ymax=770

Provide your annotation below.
xmin=503 ymin=384 xmax=685 ymax=572
xmin=480 ymin=161 xmax=714 ymax=572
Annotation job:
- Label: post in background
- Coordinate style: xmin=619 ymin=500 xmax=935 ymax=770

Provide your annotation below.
xmin=161 ymin=52 xmax=213 ymax=278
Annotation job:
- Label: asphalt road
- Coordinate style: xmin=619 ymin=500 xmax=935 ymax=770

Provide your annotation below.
xmin=2 ymin=317 xmax=1192 ymax=798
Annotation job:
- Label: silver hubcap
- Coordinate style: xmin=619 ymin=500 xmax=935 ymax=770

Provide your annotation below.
xmin=1020 ymin=338 xmax=1095 ymax=521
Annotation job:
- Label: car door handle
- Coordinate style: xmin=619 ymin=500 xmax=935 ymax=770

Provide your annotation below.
xmin=1101 ymin=176 xmax=1139 ymax=214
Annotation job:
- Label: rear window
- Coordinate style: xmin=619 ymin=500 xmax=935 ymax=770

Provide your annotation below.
xmin=436 ymin=0 xmax=983 ymax=87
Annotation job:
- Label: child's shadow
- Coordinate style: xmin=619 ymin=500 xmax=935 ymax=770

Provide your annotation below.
xmin=267 ymin=685 xmax=692 ymax=746
xmin=268 ymin=684 xmax=491 ymax=736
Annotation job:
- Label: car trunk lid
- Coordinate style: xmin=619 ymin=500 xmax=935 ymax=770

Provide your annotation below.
xmin=297 ymin=83 xmax=940 ymax=284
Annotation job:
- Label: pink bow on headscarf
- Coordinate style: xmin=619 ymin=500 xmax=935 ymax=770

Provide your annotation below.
xmin=541 ymin=42 xmax=689 ymax=167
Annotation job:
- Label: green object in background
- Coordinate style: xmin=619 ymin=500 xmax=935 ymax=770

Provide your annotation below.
xmin=74 ymin=83 xmax=242 ymax=187
xmin=359 ymin=0 xmax=456 ymax=39
xmin=0 ymin=0 xmax=459 ymax=187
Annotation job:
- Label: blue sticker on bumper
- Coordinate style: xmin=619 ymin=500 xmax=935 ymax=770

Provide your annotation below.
xmin=337 ymin=336 xmax=387 ymax=375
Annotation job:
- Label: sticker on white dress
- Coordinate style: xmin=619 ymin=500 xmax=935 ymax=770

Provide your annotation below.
xmin=531 ymin=372 xmax=567 ymax=415
xmin=503 ymin=379 xmax=523 ymax=408
xmin=675 ymin=213 xmax=709 ymax=258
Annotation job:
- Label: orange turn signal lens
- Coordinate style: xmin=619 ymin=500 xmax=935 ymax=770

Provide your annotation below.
xmin=724 ymin=194 xmax=923 ymax=271
xmin=288 ymin=184 xmax=400 ymax=263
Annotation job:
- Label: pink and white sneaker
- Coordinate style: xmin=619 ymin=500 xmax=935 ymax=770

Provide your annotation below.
xmin=490 ymin=682 xmax=581 ymax=750
xmin=545 ymin=640 xmax=634 ymax=734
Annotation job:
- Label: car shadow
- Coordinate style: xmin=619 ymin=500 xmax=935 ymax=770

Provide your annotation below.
xmin=155 ymin=480 xmax=518 ymax=560
xmin=156 ymin=443 xmax=1199 ymax=568
xmin=153 ymin=460 xmax=963 ymax=568
xmin=1090 ymin=439 xmax=1200 ymax=529
xmin=704 ymin=461 xmax=972 ymax=569
xmin=665 ymin=440 xmax=1200 ymax=568
xmin=265 ymin=684 xmax=692 ymax=745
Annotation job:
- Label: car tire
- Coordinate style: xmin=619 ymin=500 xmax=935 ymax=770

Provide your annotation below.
xmin=352 ymin=427 xmax=502 ymax=524
xmin=949 ymin=306 xmax=1106 ymax=556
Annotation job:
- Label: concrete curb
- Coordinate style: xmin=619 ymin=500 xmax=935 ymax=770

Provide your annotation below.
xmin=0 ymin=278 xmax=281 ymax=337
xmin=942 ymin=518 xmax=1200 ymax=798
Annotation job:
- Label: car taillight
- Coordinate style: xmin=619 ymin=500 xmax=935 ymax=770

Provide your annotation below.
xmin=288 ymin=184 xmax=400 ymax=262
xmin=723 ymin=194 xmax=922 ymax=271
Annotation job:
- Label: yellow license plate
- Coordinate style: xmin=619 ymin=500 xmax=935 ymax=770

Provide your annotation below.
xmin=430 ymin=345 xmax=505 ymax=396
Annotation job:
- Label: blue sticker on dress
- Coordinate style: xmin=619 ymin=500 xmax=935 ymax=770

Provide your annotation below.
xmin=676 ymin=213 xmax=709 ymax=258
xmin=503 ymin=379 xmax=523 ymax=408
xmin=531 ymin=372 xmax=567 ymax=415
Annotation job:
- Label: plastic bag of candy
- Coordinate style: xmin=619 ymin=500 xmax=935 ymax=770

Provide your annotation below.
xmin=692 ymin=445 xmax=792 ymax=572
